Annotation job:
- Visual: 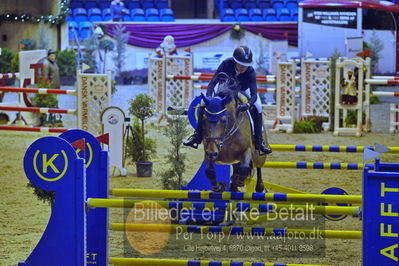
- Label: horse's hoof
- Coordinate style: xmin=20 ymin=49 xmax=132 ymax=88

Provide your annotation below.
xmin=255 ymin=183 xmax=265 ymax=193
xmin=212 ymin=182 xmax=226 ymax=192
xmin=230 ymin=183 xmax=239 ymax=192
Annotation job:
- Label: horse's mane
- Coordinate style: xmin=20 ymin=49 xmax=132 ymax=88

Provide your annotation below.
xmin=214 ymin=74 xmax=240 ymax=102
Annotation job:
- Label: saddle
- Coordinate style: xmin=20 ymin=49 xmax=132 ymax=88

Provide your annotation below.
xmin=236 ymin=92 xmax=255 ymax=135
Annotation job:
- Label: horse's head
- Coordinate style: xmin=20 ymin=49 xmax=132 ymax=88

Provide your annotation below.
xmin=201 ymin=91 xmax=234 ymax=161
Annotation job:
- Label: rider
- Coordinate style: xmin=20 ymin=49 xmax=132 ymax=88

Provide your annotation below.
xmin=183 ymin=45 xmax=272 ymax=154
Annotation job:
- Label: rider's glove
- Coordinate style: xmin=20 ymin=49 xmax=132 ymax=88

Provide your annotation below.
xmin=237 ymin=103 xmax=250 ymax=113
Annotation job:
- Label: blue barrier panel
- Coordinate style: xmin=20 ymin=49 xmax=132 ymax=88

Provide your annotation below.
xmin=363 ymin=168 xmax=399 ymax=266
xmin=375 ymin=158 xmax=399 ymax=172
xmin=60 ymin=129 xmax=109 ymax=266
xmin=20 ymin=136 xmax=85 ymax=266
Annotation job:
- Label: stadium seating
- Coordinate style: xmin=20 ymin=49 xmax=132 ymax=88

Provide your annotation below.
xmin=84 ymin=0 xmax=98 ymax=10
xmin=70 ymin=0 xmax=84 ymax=9
xmin=98 ymin=0 xmax=111 ymax=9
xmin=221 ymin=8 xmax=235 ymax=21
xmin=235 ymin=8 xmax=250 ymax=21
xmin=102 ymin=8 xmax=112 ymax=21
xmin=263 ymin=8 xmax=277 ymax=21
xmin=146 ymin=8 xmax=161 ymax=21
xmin=122 ymin=8 xmax=132 ymax=21
xmin=249 ymin=8 xmax=263 ymax=21
xmin=277 ymin=8 xmax=291 ymax=21
xmin=291 ymin=8 xmax=298 ymax=21
xmin=271 ymin=0 xmax=285 ymax=9
xmin=156 ymin=0 xmax=169 ymax=9
xmin=142 ymin=0 xmax=154 ymax=9
xmin=126 ymin=0 xmax=141 ymax=9
xmin=79 ymin=21 xmax=92 ymax=41
xmin=68 ymin=21 xmax=79 ymax=41
xmin=131 ymin=8 xmax=145 ymax=21
xmin=230 ymin=0 xmax=243 ymax=9
xmin=88 ymin=8 xmax=103 ymax=22
xmin=160 ymin=8 xmax=175 ymax=21
xmin=257 ymin=0 xmax=271 ymax=9
xmin=73 ymin=8 xmax=88 ymax=23
xmin=244 ymin=0 xmax=257 ymax=9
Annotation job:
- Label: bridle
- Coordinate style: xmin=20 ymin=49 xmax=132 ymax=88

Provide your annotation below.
xmin=204 ymin=101 xmax=245 ymax=152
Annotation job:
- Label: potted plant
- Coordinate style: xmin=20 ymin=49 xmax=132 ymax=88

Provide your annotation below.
xmin=0 ymin=48 xmax=15 ymax=86
xmin=56 ymin=49 xmax=77 ymax=85
xmin=128 ymin=94 xmax=156 ymax=177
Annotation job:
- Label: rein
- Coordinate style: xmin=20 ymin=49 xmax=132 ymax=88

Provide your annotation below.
xmin=205 ymin=103 xmax=245 ymax=151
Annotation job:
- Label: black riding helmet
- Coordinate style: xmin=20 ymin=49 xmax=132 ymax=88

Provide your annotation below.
xmin=233 ymin=46 xmax=253 ymax=67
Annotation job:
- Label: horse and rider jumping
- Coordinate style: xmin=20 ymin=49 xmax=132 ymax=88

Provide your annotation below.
xmin=183 ymin=46 xmax=272 ymax=192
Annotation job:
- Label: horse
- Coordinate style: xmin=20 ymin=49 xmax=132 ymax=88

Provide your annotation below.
xmin=200 ymin=77 xmax=268 ymax=193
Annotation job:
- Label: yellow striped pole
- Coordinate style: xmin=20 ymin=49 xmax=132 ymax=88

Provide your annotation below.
xmin=110 ymin=223 xmax=362 ymax=240
xmin=88 ymin=198 xmax=360 ymax=216
xmin=262 ymin=161 xmax=373 ymax=170
xmin=110 ymin=189 xmax=362 ymax=204
xmin=109 ymin=257 xmax=335 ymax=266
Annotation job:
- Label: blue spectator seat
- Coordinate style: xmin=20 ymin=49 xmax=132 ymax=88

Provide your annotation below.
xmin=156 ymin=0 xmax=169 ymax=9
xmin=141 ymin=0 xmax=154 ymax=9
xmin=230 ymin=0 xmax=243 ymax=9
xmin=290 ymin=8 xmax=298 ymax=20
xmin=257 ymin=0 xmax=270 ymax=9
xmin=235 ymin=8 xmax=249 ymax=21
xmin=70 ymin=0 xmax=84 ymax=9
xmin=88 ymin=8 xmax=103 ymax=22
xmin=277 ymin=8 xmax=291 ymax=21
xmin=85 ymin=0 xmax=98 ymax=10
xmin=79 ymin=21 xmax=93 ymax=41
xmin=73 ymin=8 xmax=88 ymax=23
xmin=122 ymin=8 xmax=132 ymax=21
xmin=263 ymin=8 xmax=277 ymax=21
xmin=68 ymin=21 xmax=79 ymax=41
xmin=126 ymin=0 xmax=141 ymax=9
xmin=66 ymin=9 xmax=73 ymax=22
xmin=131 ymin=8 xmax=145 ymax=21
xmin=221 ymin=8 xmax=236 ymax=21
xmin=249 ymin=8 xmax=263 ymax=21
xmin=215 ymin=0 xmax=230 ymax=9
xmin=102 ymin=8 xmax=112 ymax=21
xmin=245 ymin=0 xmax=257 ymax=9
xmin=146 ymin=8 xmax=160 ymax=21
xmin=285 ymin=0 xmax=298 ymax=9
xmin=160 ymin=8 xmax=174 ymax=21
xmin=271 ymin=0 xmax=284 ymax=9
xmin=98 ymin=0 xmax=111 ymax=9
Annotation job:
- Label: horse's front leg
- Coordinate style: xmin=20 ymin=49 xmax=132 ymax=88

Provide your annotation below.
xmin=205 ymin=161 xmax=226 ymax=192
xmin=230 ymin=163 xmax=240 ymax=192
xmin=255 ymin=168 xmax=265 ymax=193
xmin=235 ymin=149 xmax=252 ymax=188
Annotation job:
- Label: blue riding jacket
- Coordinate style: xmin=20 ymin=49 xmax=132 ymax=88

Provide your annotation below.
xmin=206 ymin=57 xmax=258 ymax=106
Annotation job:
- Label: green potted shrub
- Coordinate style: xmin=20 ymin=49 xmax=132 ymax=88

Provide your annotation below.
xmin=128 ymin=94 xmax=156 ymax=177
xmin=0 ymin=48 xmax=15 ymax=85
xmin=56 ymin=49 xmax=77 ymax=85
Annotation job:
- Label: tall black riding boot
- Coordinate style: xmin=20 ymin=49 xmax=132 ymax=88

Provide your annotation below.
xmin=252 ymin=110 xmax=272 ymax=154
xmin=183 ymin=106 xmax=204 ymax=149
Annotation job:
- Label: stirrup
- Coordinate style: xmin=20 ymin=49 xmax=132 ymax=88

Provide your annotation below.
xmin=183 ymin=134 xmax=201 ymax=149
xmin=256 ymin=140 xmax=272 ymax=155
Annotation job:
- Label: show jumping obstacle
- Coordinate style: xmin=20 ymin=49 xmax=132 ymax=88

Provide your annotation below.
xmin=20 ymin=129 xmax=399 ymax=266
xmin=149 ymin=54 xmax=331 ymax=133
xmin=152 ymin=53 xmax=399 ymax=135
xmin=390 ymin=104 xmax=399 ymax=133
xmin=0 ymin=50 xmax=112 ymax=136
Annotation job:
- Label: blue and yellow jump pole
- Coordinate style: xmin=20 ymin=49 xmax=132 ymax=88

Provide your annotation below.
xmin=269 ymin=144 xmax=399 ymax=153
xmin=19 ymin=130 xmax=399 ymax=266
